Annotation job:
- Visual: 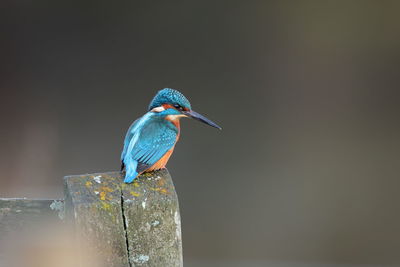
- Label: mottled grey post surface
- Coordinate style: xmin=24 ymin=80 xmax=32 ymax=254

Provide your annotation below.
xmin=64 ymin=169 xmax=183 ymax=267
xmin=64 ymin=172 xmax=129 ymax=267
xmin=121 ymin=169 xmax=183 ymax=267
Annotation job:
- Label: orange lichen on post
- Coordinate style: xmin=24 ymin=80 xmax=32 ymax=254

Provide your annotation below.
xmin=99 ymin=192 xmax=107 ymax=201
xmin=130 ymin=191 xmax=140 ymax=197
xmin=157 ymin=178 xmax=166 ymax=187
xmin=149 ymin=187 xmax=170 ymax=195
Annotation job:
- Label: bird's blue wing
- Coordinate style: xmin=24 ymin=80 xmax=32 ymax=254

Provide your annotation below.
xmin=121 ymin=118 xmax=139 ymax=163
xmin=132 ymin=123 xmax=177 ymax=166
xmin=122 ymin=114 xmax=177 ymax=183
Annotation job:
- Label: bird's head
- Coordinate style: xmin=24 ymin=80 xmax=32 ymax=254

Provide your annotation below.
xmin=148 ymin=88 xmax=221 ymax=130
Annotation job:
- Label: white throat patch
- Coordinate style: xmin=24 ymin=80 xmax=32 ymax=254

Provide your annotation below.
xmin=151 ymin=106 xmax=165 ymax=112
xmin=166 ymin=114 xmax=187 ymax=121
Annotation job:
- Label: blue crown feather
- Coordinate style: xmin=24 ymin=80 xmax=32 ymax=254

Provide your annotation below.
xmin=148 ymin=88 xmax=191 ymax=111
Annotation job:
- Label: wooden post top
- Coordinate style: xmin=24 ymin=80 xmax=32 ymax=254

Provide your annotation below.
xmin=64 ymin=169 xmax=183 ymax=267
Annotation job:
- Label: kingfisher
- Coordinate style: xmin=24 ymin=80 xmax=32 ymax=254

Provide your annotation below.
xmin=121 ymin=88 xmax=221 ymax=183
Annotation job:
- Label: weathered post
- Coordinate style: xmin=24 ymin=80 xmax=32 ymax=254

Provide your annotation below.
xmin=0 ymin=169 xmax=182 ymax=266
xmin=64 ymin=169 xmax=183 ymax=267
xmin=121 ymin=169 xmax=182 ymax=266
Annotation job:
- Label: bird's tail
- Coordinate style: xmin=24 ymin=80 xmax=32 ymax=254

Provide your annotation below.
xmin=124 ymin=158 xmax=138 ymax=183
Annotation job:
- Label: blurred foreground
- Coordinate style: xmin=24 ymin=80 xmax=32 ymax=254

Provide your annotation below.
xmin=0 ymin=219 xmax=103 ymax=267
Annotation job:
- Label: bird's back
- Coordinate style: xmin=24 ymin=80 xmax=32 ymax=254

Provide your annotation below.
xmin=121 ymin=113 xmax=179 ymax=182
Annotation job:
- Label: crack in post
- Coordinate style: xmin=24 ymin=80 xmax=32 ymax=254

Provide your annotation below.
xmin=120 ymin=193 xmax=132 ymax=267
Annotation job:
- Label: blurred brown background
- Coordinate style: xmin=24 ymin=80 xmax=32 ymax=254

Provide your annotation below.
xmin=1 ymin=0 xmax=400 ymax=266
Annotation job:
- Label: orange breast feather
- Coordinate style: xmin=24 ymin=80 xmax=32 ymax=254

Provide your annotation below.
xmin=147 ymin=147 xmax=175 ymax=171
xmin=144 ymin=117 xmax=180 ymax=172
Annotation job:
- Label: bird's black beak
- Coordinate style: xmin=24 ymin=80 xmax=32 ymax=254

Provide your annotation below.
xmin=183 ymin=110 xmax=222 ymax=130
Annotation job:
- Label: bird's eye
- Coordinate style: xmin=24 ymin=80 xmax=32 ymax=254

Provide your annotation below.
xmin=173 ymin=104 xmax=184 ymax=111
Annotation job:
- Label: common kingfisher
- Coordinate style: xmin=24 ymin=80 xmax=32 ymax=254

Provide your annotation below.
xmin=121 ymin=88 xmax=221 ymax=183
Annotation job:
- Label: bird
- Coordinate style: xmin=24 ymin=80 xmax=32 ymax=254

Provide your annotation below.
xmin=121 ymin=88 xmax=221 ymax=183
